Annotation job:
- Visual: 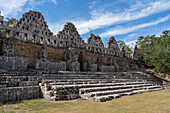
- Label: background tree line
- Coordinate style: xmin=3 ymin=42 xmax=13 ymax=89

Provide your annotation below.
xmin=117 ymin=30 xmax=170 ymax=76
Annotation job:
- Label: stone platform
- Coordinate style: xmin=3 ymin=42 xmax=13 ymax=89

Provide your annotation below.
xmin=39 ymin=71 xmax=164 ymax=102
xmin=0 ymin=70 xmax=166 ymax=103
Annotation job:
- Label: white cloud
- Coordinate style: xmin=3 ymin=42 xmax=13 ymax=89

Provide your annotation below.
xmin=0 ymin=0 xmax=57 ymax=17
xmin=89 ymin=0 xmax=99 ymax=9
xmin=73 ymin=0 xmax=170 ymax=35
xmin=48 ymin=22 xmax=63 ymax=35
xmin=123 ymin=33 xmax=138 ymax=42
xmin=50 ymin=0 xmax=57 ymax=5
xmin=0 ymin=0 xmax=29 ymax=17
xmin=100 ymin=15 xmax=170 ymax=37
xmin=125 ymin=40 xmax=137 ymax=48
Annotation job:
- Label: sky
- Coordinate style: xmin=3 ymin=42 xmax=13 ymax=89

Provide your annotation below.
xmin=0 ymin=0 xmax=170 ymax=47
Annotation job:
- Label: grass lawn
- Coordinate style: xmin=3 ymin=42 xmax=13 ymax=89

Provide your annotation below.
xmin=0 ymin=87 xmax=170 ymax=113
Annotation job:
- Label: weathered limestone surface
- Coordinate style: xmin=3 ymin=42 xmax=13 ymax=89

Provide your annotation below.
xmin=87 ymin=33 xmax=104 ymax=47
xmin=69 ymin=61 xmax=80 ymax=71
xmin=87 ymin=63 xmax=97 ymax=72
xmin=0 ymin=56 xmax=27 ymax=70
xmin=107 ymin=36 xmax=120 ymax=55
xmin=0 ymin=86 xmax=39 ymax=103
xmin=132 ymin=45 xmax=139 ymax=60
xmin=35 ymin=60 xmax=66 ymax=71
xmin=0 ymin=73 xmax=40 ymax=103
xmin=39 ymin=71 xmax=165 ymax=102
xmin=0 ymin=10 xmax=144 ymax=72
xmin=101 ymin=66 xmax=115 ymax=72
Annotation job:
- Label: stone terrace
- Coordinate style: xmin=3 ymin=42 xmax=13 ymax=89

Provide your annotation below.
xmin=40 ymin=71 xmax=164 ymax=102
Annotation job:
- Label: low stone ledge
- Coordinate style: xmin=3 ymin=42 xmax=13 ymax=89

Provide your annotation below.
xmin=0 ymin=56 xmax=27 ymax=70
xmin=35 ymin=60 xmax=66 ymax=71
xmin=87 ymin=63 xmax=97 ymax=72
xmin=0 ymin=86 xmax=40 ymax=103
xmin=69 ymin=61 xmax=80 ymax=71
xmin=101 ymin=66 xmax=115 ymax=72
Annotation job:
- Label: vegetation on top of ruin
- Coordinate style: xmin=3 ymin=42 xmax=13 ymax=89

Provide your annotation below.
xmin=6 ymin=18 xmax=18 ymax=27
xmin=117 ymin=40 xmax=133 ymax=55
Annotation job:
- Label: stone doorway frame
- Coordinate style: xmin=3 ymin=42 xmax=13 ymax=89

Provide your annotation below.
xmin=78 ymin=51 xmax=87 ymax=71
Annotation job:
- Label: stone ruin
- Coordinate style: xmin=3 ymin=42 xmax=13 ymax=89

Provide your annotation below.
xmin=0 ymin=10 xmax=142 ymax=72
xmin=0 ymin=10 xmax=165 ymax=103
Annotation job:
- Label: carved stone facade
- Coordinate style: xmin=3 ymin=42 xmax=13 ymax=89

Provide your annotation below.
xmin=0 ymin=10 xmax=141 ymax=72
xmin=87 ymin=33 xmax=104 ymax=48
xmin=132 ymin=45 xmax=139 ymax=60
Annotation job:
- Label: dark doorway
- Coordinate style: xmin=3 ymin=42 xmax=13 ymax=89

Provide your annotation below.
xmin=78 ymin=52 xmax=86 ymax=71
xmin=0 ymin=40 xmax=3 ymax=56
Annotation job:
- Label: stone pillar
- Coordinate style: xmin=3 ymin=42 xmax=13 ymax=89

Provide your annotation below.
xmin=112 ymin=58 xmax=119 ymax=71
xmin=41 ymin=42 xmax=48 ymax=62
xmin=3 ymin=38 xmax=14 ymax=57
xmin=132 ymin=45 xmax=139 ymax=60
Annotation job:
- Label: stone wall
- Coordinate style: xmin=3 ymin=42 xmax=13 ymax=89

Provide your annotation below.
xmin=87 ymin=63 xmax=97 ymax=72
xmin=0 ymin=56 xmax=27 ymax=70
xmin=69 ymin=61 xmax=80 ymax=71
xmin=13 ymin=42 xmax=66 ymax=68
xmin=0 ymin=10 xmax=143 ymax=72
xmin=35 ymin=60 xmax=66 ymax=71
xmin=101 ymin=66 xmax=115 ymax=72
xmin=13 ymin=42 xmax=41 ymax=67
xmin=47 ymin=47 xmax=66 ymax=62
xmin=0 ymin=86 xmax=39 ymax=103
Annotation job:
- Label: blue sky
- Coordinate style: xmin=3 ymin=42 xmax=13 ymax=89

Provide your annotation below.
xmin=0 ymin=0 xmax=170 ymax=46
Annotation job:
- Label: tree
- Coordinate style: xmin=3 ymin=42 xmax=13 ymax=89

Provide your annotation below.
xmin=136 ymin=30 xmax=170 ymax=74
xmin=6 ymin=18 xmax=18 ymax=27
xmin=117 ymin=40 xmax=132 ymax=55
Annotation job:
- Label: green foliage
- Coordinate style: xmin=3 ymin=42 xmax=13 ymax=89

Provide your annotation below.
xmin=117 ymin=40 xmax=133 ymax=55
xmin=136 ymin=30 xmax=170 ymax=74
xmin=68 ymin=42 xmax=73 ymax=47
xmin=6 ymin=18 xmax=18 ymax=27
xmin=150 ymin=72 xmax=155 ymax=75
xmin=0 ymin=102 xmax=3 ymax=106
xmin=160 ymin=73 xmax=166 ymax=78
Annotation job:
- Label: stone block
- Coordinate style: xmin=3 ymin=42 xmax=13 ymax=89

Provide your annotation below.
xmin=35 ymin=60 xmax=66 ymax=71
xmin=69 ymin=61 xmax=80 ymax=71
xmin=101 ymin=66 xmax=115 ymax=72
xmin=0 ymin=56 xmax=27 ymax=70
xmin=87 ymin=63 xmax=97 ymax=72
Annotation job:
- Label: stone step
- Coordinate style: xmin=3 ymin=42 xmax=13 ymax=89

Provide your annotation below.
xmin=80 ymin=86 xmax=163 ymax=102
xmin=42 ymin=79 xmax=139 ymax=83
xmin=42 ymin=75 xmax=151 ymax=79
xmin=50 ymin=82 xmax=146 ymax=90
xmin=0 ymin=76 xmax=39 ymax=81
xmin=79 ymin=84 xmax=153 ymax=94
xmin=0 ymin=81 xmax=39 ymax=87
xmin=80 ymin=85 xmax=162 ymax=98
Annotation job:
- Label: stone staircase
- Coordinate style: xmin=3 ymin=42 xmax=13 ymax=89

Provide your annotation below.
xmin=0 ymin=72 xmax=40 ymax=103
xmin=40 ymin=71 xmax=164 ymax=102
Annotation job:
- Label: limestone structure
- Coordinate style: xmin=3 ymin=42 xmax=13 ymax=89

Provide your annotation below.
xmin=132 ymin=45 xmax=139 ymax=60
xmin=0 ymin=10 xmax=166 ymax=103
xmin=0 ymin=10 xmax=141 ymax=72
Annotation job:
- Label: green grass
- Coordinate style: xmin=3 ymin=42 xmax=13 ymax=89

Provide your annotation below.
xmin=0 ymin=87 xmax=170 ymax=113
